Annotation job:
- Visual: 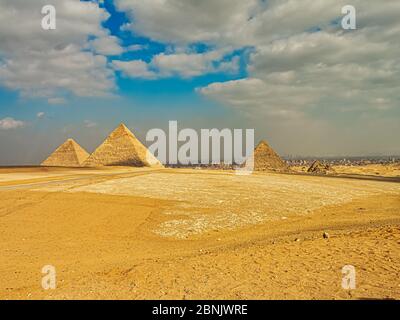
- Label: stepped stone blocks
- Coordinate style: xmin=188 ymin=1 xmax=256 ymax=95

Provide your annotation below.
xmin=246 ymin=140 xmax=289 ymax=172
xmin=41 ymin=139 xmax=89 ymax=167
xmin=83 ymin=123 xmax=163 ymax=168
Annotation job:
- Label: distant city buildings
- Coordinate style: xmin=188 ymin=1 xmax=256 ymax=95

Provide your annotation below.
xmin=284 ymin=156 xmax=400 ymax=167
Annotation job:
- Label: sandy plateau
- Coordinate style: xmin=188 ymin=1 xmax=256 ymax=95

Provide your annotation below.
xmin=0 ymin=166 xmax=399 ymax=299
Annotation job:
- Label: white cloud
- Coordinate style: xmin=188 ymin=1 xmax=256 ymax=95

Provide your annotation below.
xmin=0 ymin=44 xmax=115 ymax=98
xmin=196 ymin=1 xmax=400 ymax=120
xmin=37 ymin=112 xmax=45 ymax=118
xmin=89 ymin=36 xmax=124 ymax=56
xmin=114 ymin=0 xmax=351 ymax=47
xmin=47 ymin=97 xmax=67 ymax=105
xmin=1 ymin=0 xmax=399 ymax=142
xmin=127 ymin=44 xmax=148 ymax=52
xmin=115 ymin=0 xmax=259 ymax=45
xmin=114 ymin=0 xmax=400 ymax=119
xmin=112 ymin=60 xmax=156 ymax=79
xmin=84 ymin=120 xmax=97 ymax=128
xmin=151 ymin=49 xmax=238 ymax=78
xmin=112 ymin=49 xmax=240 ymax=79
xmin=199 ymin=77 xmax=318 ymax=118
xmin=201 ymin=27 xmax=400 ymax=117
xmin=0 ymin=117 xmax=26 ymax=130
xmin=0 ymin=0 xmax=116 ymax=101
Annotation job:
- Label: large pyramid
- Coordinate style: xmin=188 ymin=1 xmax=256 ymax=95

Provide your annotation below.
xmin=246 ymin=140 xmax=289 ymax=172
xmin=41 ymin=139 xmax=90 ymax=167
xmin=83 ymin=123 xmax=163 ymax=167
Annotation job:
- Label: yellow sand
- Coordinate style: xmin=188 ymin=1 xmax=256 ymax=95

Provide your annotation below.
xmin=0 ymin=167 xmax=399 ymax=299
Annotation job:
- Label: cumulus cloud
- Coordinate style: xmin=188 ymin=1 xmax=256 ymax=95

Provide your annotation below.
xmin=0 ymin=118 xmax=26 ymax=130
xmin=200 ymin=29 xmax=400 ymax=117
xmin=113 ymin=0 xmax=399 ymax=121
xmin=115 ymin=0 xmax=259 ymax=45
xmin=89 ymin=36 xmax=124 ymax=56
xmin=197 ymin=0 xmax=400 ymax=121
xmin=199 ymin=77 xmax=318 ymax=118
xmin=151 ymin=49 xmax=239 ymax=78
xmin=112 ymin=49 xmax=240 ymax=79
xmin=114 ymin=0 xmax=349 ymax=47
xmin=0 ymin=0 xmax=117 ymax=100
xmin=84 ymin=120 xmax=97 ymax=128
xmin=112 ymin=60 xmax=156 ymax=79
xmin=126 ymin=44 xmax=148 ymax=52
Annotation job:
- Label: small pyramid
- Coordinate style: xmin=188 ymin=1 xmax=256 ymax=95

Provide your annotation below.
xmin=83 ymin=123 xmax=163 ymax=167
xmin=307 ymin=160 xmax=335 ymax=174
xmin=41 ymin=139 xmax=89 ymax=167
xmin=246 ymin=140 xmax=288 ymax=172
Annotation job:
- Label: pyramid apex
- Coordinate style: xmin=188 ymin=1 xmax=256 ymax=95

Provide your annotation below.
xmin=110 ymin=123 xmax=135 ymax=138
xmin=256 ymin=140 xmax=270 ymax=148
xmin=83 ymin=122 xmax=163 ymax=168
xmin=65 ymin=138 xmax=82 ymax=147
xmin=116 ymin=123 xmax=131 ymax=131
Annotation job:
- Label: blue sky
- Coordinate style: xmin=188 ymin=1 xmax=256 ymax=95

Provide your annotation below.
xmin=0 ymin=0 xmax=399 ymax=164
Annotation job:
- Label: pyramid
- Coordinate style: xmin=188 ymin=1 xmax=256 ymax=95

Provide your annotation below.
xmin=41 ymin=139 xmax=89 ymax=167
xmin=307 ymin=160 xmax=335 ymax=174
xmin=245 ymin=140 xmax=289 ymax=172
xmin=83 ymin=123 xmax=163 ymax=167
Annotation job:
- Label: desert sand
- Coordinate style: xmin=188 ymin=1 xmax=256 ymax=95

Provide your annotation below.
xmin=0 ymin=167 xmax=399 ymax=300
